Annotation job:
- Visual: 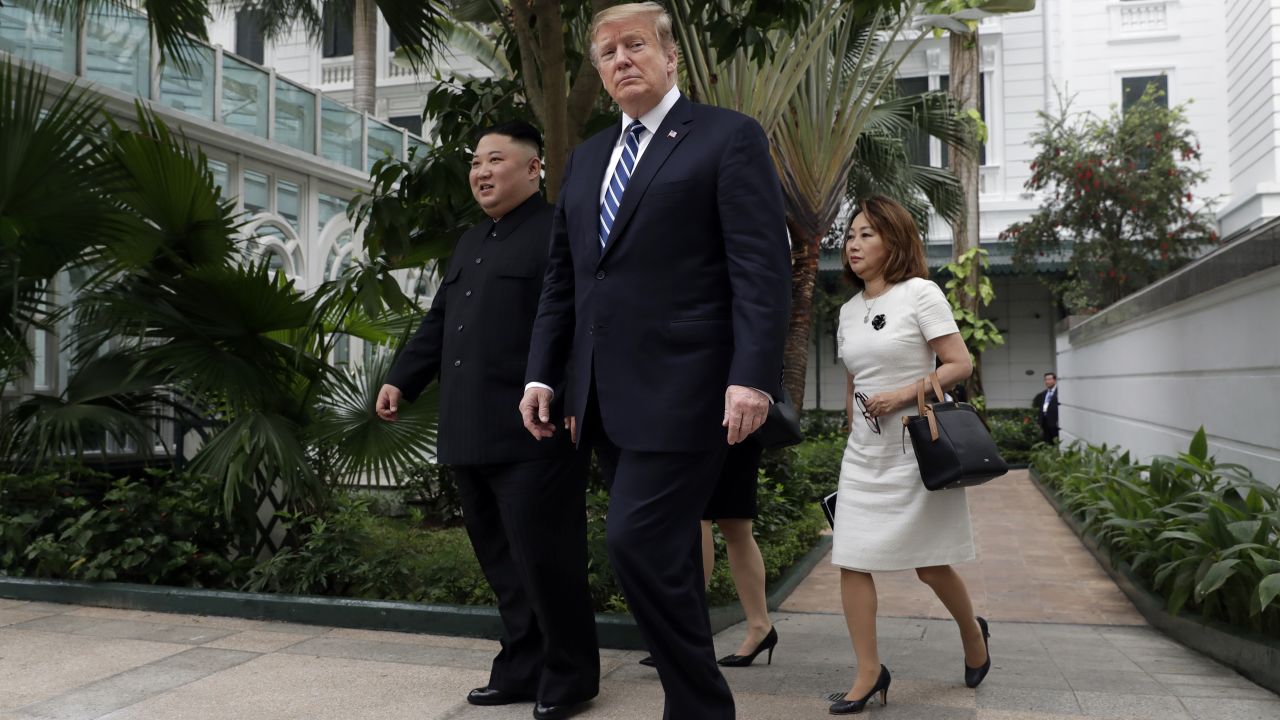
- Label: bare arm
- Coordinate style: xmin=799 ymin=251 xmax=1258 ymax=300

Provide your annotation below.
xmin=860 ymin=332 xmax=973 ymax=418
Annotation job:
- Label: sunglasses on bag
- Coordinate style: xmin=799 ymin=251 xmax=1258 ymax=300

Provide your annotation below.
xmin=854 ymin=392 xmax=881 ymax=435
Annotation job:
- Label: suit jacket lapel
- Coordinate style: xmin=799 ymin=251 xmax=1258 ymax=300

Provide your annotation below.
xmin=598 ymin=96 xmax=694 ymax=266
xmin=573 ymin=131 xmax=616 ymax=262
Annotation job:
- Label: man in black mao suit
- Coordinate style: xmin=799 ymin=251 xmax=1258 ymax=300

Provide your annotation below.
xmin=1032 ymin=371 xmax=1060 ymax=443
xmin=377 ymin=122 xmax=598 ymax=720
xmin=519 ymin=4 xmax=791 ymax=718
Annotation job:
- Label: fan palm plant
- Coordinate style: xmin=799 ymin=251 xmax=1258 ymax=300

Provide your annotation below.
xmin=1 ymin=62 xmax=437 ymax=521
xmin=677 ymin=0 xmax=973 ymax=404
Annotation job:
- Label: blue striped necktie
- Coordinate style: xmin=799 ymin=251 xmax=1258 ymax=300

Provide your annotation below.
xmin=599 ymin=121 xmax=646 ymax=248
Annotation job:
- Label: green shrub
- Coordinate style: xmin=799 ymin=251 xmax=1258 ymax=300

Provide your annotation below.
xmin=988 ymin=408 xmax=1042 ymax=464
xmin=0 ymin=469 xmax=252 ymax=587
xmin=1031 ymin=430 xmax=1280 ymax=635
xmin=245 ymin=495 xmax=494 ymax=604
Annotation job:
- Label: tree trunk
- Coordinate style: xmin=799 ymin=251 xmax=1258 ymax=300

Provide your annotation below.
xmin=352 ymin=0 xmax=378 ymax=115
xmin=948 ymin=28 xmax=983 ymax=402
xmin=782 ymin=217 xmax=820 ymax=410
xmin=509 ymin=0 xmax=606 ymax=201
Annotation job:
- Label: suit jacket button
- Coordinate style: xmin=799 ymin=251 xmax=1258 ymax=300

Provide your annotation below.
xmin=595 ymin=271 xmax=606 ymax=280
xmin=453 ymin=360 xmax=462 ymax=367
xmin=457 ymin=324 xmax=464 ymax=331
xmin=465 ymin=290 xmax=472 ymax=297
xmin=474 ymin=257 xmax=483 ymax=264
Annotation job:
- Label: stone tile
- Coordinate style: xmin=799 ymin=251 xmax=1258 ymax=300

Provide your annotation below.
xmin=323 ymin=626 xmax=499 ymax=651
xmin=976 ymin=686 xmax=1083 ymax=715
xmin=977 ymin=710 xmax=1090 ymax=719
xmin=10 ymin=615 xmax=106 ymax=634
xmin=13 ymin=647 xmax=255 ymax=720
xmin=1074 ymin=691 xmax=1191 ymax=719
xmin=281 ymin=636 xmax=495 ymax=671
xmin=1150 ymin=672 xmax=1262 ymax=689
xmin=66 ymin=607 xmax=326 ymax=635
xmin=96 ymin=653 xmax=486 ymax=720
xmin=1129 ymin=656 xmax=1237 ymax=676
xmin=0 ymin=629 xmax=186 ymax=711
xmin=72 ymin=619 xmax=237 ymax=645
xmin=1062 ymin=669 xmax=1165 ymax=695
xmin=1180 ymin=697 xmax=1280 ymax=720
xmin=0 ymin=609 xmax=58 ymax=628
xmin=201 ymin=630 xmax=312 ymax=654
xmin=1161 ymin=683 xmax=1279 ymax=701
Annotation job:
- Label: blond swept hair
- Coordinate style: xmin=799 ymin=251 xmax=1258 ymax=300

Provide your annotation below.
xmin=589 ymin=2 xmax=677 ymax=66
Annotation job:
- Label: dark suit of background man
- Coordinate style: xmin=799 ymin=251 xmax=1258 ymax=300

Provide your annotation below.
xmin=376 ymin=121 xmax=599 ymax=720
xmin=518 ymin=3 xmax=791 ymax=718
xmin=1033 ymin=372 xmax=1060 ymax=443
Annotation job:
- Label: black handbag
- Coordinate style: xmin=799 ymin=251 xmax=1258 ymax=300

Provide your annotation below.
xmin=753 ymin=386 xmax=803 ymax=450
xmin=902 ymin=373 xmax=1008 ymax=491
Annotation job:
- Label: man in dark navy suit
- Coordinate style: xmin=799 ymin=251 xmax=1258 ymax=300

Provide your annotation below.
xmin=377 ymin=121 xmax=599 ymax=720
xmin=1033 ymin=371 xmax=1060 ymax=443
xmin=519 ymin=3 xmax=791 ymax=718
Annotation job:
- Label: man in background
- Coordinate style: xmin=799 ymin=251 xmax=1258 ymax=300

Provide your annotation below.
xmin=1033 ymin=371 xmax=1060 ymax=443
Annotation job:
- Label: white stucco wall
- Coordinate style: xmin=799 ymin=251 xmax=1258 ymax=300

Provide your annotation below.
xmin=1054 ymin=245 xmax=1280 ymax=485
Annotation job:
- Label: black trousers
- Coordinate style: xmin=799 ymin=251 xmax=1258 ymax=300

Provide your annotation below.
xmin=454 ymin=452 xmax=599 ymax=705
xmin=583 ymin=386 xmax=735 ymax=720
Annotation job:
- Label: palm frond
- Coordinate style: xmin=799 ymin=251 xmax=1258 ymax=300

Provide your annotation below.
xmin=2 ymin=353 xmax=169 ymax=466
xmin=35 ymin=0 xmax=211 ymax=70
xmin=310 ymin=349 xmax=438 ymax=486
xmin=187 ymin=410 xmax=322 ymax=516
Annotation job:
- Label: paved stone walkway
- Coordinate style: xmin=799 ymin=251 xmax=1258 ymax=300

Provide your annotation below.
xmin=2 ymin=471 xmax=1278 ymax=720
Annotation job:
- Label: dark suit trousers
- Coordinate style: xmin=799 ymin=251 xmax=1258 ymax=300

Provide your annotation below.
xmin=454 ymin=453 xmax=599 ymax=704
xmin=583 ymin=387 xmax=734 ymax=720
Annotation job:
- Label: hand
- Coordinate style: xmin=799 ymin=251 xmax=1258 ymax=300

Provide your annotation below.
xmin=565 ymin=416 xmax=577 ymax=444
xmin=375 ymin=384 xmax=402 ymax=422
xmin=723 ymin=385 xmax=769 ymax=445
xmin=862 ymin=390 xmax=903 ymax=418
xmin=520 ymin=387 xmax=557 ymax=440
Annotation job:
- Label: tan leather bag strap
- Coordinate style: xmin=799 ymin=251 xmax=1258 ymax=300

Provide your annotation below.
xmin=911 ymin=373 xmax=945 ymax=442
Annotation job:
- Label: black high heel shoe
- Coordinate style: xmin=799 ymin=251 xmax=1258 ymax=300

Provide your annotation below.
xmin=829 ymin=664 xmax=890 ymax=715
xmin=964 ymin=616 xmax=991 ymax=688
xmin=717 ymin=626 xmax=778 ymax=667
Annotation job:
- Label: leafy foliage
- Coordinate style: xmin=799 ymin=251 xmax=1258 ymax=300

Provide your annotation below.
xmin=986 ymin=407 xmax=1040 ymax=464
xmin=0 ymin=468 xmax=252 ymax=586
xmin=1032 ymin=430 xmax=1280 ymax=634
xmin=1005 ymin=86 xmax=1218 ymax=313
xmin=939 ymin=247 xmax=1005 ymax=410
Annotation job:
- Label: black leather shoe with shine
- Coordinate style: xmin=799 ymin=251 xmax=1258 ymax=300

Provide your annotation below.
xmin=467 ymin=686 xmax=534 ymax=706
xmin=532 ymin=697 xmax=592 ymax=720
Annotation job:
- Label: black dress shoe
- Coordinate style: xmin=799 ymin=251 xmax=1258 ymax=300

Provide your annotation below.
xmin=638 ymin=655 xmax=656 ymax=667
xmin=829 ymin=664 xmax=890 ymax=715
xmin=532 ymin=697 xmax=591 ymax=720
xmin=964 ymin=616 xmax=992 ymax=689
xmin=467 ymin=686 xmax=534 ymax=706
xmin=718 ymin=626 xmax=778 ymax=667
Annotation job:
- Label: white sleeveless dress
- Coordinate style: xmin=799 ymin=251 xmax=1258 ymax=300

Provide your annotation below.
xmin=831 ymin=277 xmax=975 ymax=571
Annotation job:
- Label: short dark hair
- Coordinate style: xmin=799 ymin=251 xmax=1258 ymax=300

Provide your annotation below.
xmin=1045 ymin=372 xmax=1056 ymax=379
xmin=841 ymin=195 xmax=928 ymax=291
xmin=476 ymin=120 xmax=543 ymax=156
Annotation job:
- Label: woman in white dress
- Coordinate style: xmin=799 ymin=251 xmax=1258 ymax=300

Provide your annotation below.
xmin=829 ymin=196 xmax=991 ymax=715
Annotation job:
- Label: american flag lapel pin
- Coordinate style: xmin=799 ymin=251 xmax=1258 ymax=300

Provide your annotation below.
xmin=667 ymin=130 xmax=678 ymax=138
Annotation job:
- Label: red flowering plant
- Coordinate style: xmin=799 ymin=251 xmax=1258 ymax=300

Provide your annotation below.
xmin=1004 ymin=85 xmax=1218 ymax=313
